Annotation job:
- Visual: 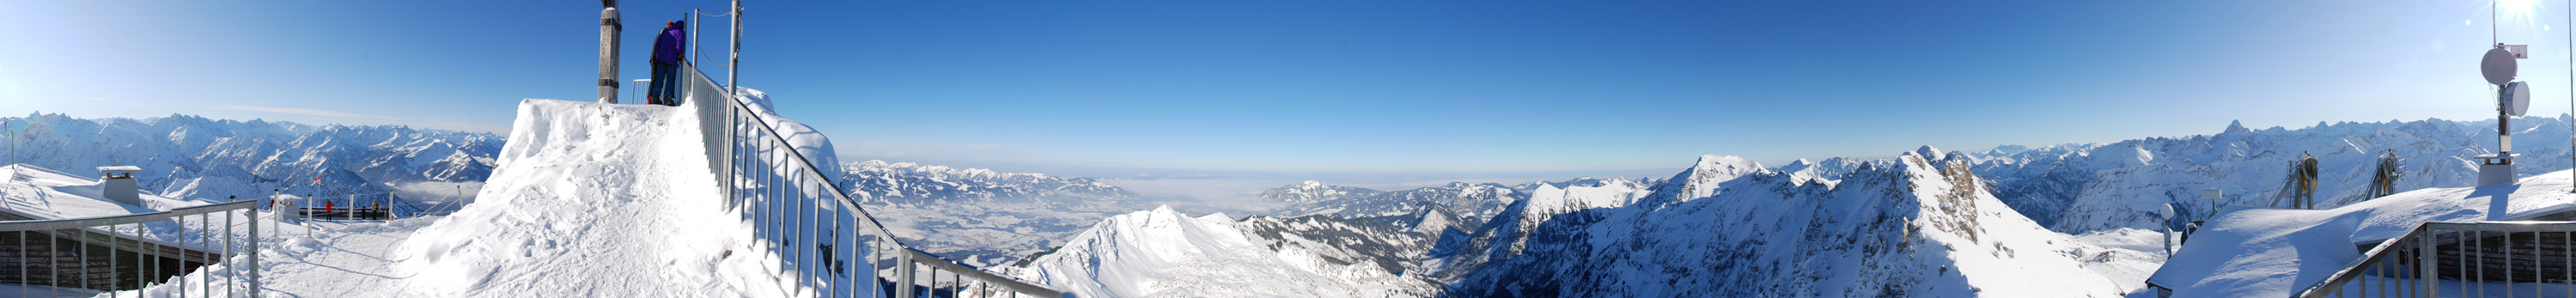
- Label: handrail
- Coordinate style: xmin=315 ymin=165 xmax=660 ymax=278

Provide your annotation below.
xmin=2289 ymin=221 xmax=2576 ymax=297
xmin=678 ymin=62 xmax=1062 ymax=297
xmin=0 ymin=200 xmax=258 ymax=231
xmin=0 ymin=198 xmax=263 ymax=297
xmin=2291 ymin=222 xmax=2433 ymax=297
xmin=902 ymin=248 xmax=1059 ymax=296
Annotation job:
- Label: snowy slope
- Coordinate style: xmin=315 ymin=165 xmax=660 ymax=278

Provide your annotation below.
xmin=1432 ymin=153 xmax=2128 ymax=296
xmin=1016 ymin=153 xmax=2141 ymax=296
xmin=838 ymin=160 xmax=1151 ymax=267
xmin=390 ymin=99 xmax=788 ymax=296
xmin=1010 ymin=205 xmax=1437 ymax=297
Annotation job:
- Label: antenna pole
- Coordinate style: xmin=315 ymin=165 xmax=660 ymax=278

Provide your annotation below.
xmin=728 ymin=0 xmax=742 ymax=96
xmin=691 ymin=9 xmax=700 ymax=67
xmin=598 ymin=0 xmax=622 ymax=104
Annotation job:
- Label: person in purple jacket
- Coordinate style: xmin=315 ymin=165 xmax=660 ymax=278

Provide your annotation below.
xmin=647 ymin=20 xmax=687 ymax=106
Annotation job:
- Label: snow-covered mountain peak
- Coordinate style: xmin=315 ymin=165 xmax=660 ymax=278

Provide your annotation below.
xmin=1432 ymin=146 xmax=2125 ymax=297
xmin=2 ymin=112 xmax=502 ymax=205
xmin=1262 ymin=180 xmax=1382 ymax=204
xmin=1914 ymin=145 xmax=1946 ymax=161
xmin=2223 ymin=119 xmax=2254 ymax=135
xmin=1640 ymin=155 xmax=1764 ymax=206
xmin=1012 ymin=204 xmax=1437 ymax=297
xmin=1779 ymin=159 xmax=1813 ymax=172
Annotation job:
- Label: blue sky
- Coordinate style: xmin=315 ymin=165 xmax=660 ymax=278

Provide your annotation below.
xmin=0 ymin=0 xmax=2563 ymax=180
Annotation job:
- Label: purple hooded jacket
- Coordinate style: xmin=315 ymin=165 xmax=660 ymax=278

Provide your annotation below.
xmin=653 ymin=21 xmax=686 ymax=64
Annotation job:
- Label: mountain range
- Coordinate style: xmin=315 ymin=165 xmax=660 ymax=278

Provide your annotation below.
xmin=1 ymin=113 xmax=501 ymax=208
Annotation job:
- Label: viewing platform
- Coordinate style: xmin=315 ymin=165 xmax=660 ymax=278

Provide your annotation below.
xmin=2148 ymin=169 xmax=2576 ymax=296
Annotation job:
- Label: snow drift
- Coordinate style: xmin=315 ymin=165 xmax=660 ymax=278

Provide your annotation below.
xmin=391 ymin=99 xmax=786 ymax=296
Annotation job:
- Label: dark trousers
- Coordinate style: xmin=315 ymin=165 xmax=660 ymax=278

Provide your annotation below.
xmin=649 ymin=62 xmax=679 ymax=106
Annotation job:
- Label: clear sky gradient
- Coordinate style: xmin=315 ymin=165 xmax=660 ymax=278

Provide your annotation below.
xmin=1 ymin=0 xmax=2563 ymax=179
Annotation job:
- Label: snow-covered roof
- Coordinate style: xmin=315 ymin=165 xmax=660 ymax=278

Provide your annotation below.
xmin=95 ymin=166 xmax=141 ymax=173
xmin=2147 ymin=169 xmax=2576 ymax=296
xmin=1 ymin=164 xmax=206 ymax=219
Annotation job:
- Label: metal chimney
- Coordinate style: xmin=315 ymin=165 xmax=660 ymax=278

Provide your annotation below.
xmin=96 ymin=166 xmax=141 ymax=205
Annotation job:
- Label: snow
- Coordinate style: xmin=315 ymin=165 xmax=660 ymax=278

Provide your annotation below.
xmin=1971 ymin=116 xmax=2576 ymax=234
xmin=2147 ymin=169 xmax=2576 ymax=296
xmin=252 ymin=218 xmax=441 ymax=297
xmin=837 ymin=160 xmax=1149 ymax=268
xmin=1011 ymin=205 xmax=1434 ymax=297
xmin=732 ymin=88 xmax=842 ymax=183
xmin=0 ymin=113 xmax=502 ymax=210
xmin=1435 ymin=152 xmax=2130 ymax=296
xmin=104 ymin=98 xmax=797 ymax=297
xmin=392 ymin=99 xmax=784 ymax=296
xmin=0 ymin=164 xmax=220 ymax=218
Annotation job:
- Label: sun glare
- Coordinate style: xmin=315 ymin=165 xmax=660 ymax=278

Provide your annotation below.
xmin=2501 ymin=0 xmax=2536 ymax=15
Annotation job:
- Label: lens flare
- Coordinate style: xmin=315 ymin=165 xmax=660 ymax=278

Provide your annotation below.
xmin=2501 ymin=0 xmax=2536 ymax=15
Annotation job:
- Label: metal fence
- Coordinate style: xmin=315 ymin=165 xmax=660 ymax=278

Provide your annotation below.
xmin=2295 ymin=221 xmax=2576 ymax=297
xmin=0 ymin=199 xmax=261 ymax=298
xmin=679 ymin=62 xmax=1063 ymax=298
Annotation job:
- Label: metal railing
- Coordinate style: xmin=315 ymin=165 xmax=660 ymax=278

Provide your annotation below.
xmin=0 ymin=199 xmax=261 ymax=298
xmin=678 ymin=62 xmax=1063 ymax=298
xmin=2294 ymin=221 xmax=2576 ymax=297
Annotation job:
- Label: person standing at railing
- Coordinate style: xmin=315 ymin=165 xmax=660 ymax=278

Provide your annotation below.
xmin=647 ymin=20 xmax=687 ymax=106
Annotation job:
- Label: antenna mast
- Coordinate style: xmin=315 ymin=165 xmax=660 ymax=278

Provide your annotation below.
xmin=728 ymin=0 xmax=742 ymax=96
xmin=2477 ymin=0 xmax=2532 ymax=186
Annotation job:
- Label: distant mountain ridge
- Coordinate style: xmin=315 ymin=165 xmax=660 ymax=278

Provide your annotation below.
xmin=1000 ymin=117 xmax=2576 ymax=296
xmin=1964 ymin=117 xmax=2573 ymax=233
xmin=1 ymin=113 xmax=501 ymax=205
xmin=840 ymin=160 xmax=1136 ymax=205
xmin=1264 ymin=180 xmax=1526 ymax=222
xmin=834 ymin=160 xmax=1152 ymax=268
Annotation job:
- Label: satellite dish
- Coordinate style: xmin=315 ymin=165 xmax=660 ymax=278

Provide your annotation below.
xmin=2485 ymin=46 xmax=2519 ymax=85
xmin=2506 ymin=81 xmax=2533 ymax=116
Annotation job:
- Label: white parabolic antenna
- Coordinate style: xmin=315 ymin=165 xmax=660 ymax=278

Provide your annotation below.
xmin=2506 ymin=81 xmax=2533 ymax=116
xmin=2485 ymin=46 xmax=2519 ymax=85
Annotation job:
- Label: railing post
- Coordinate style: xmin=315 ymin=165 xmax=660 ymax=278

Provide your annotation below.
xmin=897 ymin=251 xmax=914 ymax=298
xmin=227 ymin=209 xmax=235 ymax=297
xmin=199 ymin=211 xmax=210 ymax=296
xmin=2422 ymin=226 xmax=2437 ymax=298
xmin=51 ymin=228 xmax=60 ymax=290
xmin=107 ymin=224 xmax=119 ymax=293
xmin=76 ymin=228 xmax=87 ymax=292
xmin=248 ymin=208 xmax=261 ymax=297
xmin=15 ymin=230 xmax=22 ymax=298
